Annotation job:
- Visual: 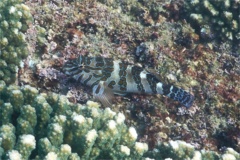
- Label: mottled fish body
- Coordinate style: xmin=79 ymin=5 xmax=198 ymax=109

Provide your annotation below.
xmin=63 ymin=56 xmax=194 ymax=107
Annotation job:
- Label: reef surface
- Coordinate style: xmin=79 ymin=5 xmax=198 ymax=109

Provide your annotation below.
xmin=0 ymin=0 xmax=239 ymax=159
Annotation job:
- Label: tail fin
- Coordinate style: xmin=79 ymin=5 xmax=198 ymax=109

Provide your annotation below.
xmin=157 ymin=83 xmax=194 ymax=108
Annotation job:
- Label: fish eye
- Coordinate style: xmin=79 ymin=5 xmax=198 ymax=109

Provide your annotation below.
xmin=79 ymin=64 xmax=84 ymax=68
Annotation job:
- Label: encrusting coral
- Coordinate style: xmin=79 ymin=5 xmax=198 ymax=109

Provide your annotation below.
xmin=0 ymin=0 xmax=32 ymax=84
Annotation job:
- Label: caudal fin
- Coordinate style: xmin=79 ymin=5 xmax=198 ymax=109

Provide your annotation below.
xmin=157 ymin=83 xmax=194 ymax=108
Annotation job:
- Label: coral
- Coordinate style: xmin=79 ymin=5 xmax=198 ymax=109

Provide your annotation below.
xmin=182 ymin=0 xmax=240 ymax=53
xmin=0 ymin=0 xmax=32 ymax=84
xmin=15 ymin=134 xmax=36 ymax=159
xmin=144 ymin=140 xmax=240 ymax=160
xmin=0 ymin=81 xmax=149 ymax=159
xmin=4 ymin=0 xmax=239 ymax=158
xmin=1 ymin=82 xmax=238 ymax=159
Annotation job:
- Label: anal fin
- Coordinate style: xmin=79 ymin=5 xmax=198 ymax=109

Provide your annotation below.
xmin=92 ymin=81 xmax=114 ymax=107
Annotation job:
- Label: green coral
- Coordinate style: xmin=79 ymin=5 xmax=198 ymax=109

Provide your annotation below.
xmin=0 ymin=0 xmax=32 ymax=84
xmin=184 ymin=0 xmax=239 ymax=50
xmin=1 ymin=82 xmax=239 ymax=159
xmin=0 ymin=81 xmax=149 ymax=159
xmin=145 ymin=140 xmax=240 ymax=160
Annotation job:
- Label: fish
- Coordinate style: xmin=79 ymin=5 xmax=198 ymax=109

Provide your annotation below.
xmin=63 ymin=55 xmax=194 ymax=108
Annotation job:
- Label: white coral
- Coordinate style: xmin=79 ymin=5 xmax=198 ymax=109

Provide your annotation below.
xmin=115 ymin=113 xmax=125 ymax=124
xmin=20 ymin=134 xmax=36 ymax=149
xmin=86 ymin=129 xmax=98 ymax=142
xmin=60 ymin=144 xmax=71 ymax=154
xmin=169 ymin=140 xmax=179 ymax=150
xmin=128 ymin=127 xmax=138 ymax=141
xmin=134 ymin=142 xmax=148 ymax=155
xmin=120 ymin=145 xmax=130 ymax=156
xmin=7 ymin=150 xmax=22 ymax=160
xmin=9 ymin=6 xmax=16 ymax=14
xmin=45 ymin=152 xmax=58 ymax=160
xmin=107 ymin=120 xmax=117 ymax=130
xmin=104 ymin=108 xmax=116 ymax=118
xmin=73 ymin=114 xmax=86 ymax=124
xmin=52 ymin=123 xmax=63 ymax=134
xmin=221 ymin=154 xmax=236 ymax=160
xmin=87 ymin=100 xmax=100 ymax=108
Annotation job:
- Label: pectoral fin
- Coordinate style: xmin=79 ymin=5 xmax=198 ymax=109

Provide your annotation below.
xmin=92 ymin=81 xmax=114 ymax=107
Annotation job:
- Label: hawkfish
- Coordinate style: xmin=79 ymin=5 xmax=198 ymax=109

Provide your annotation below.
xmin=63 ymin=55 xmax=194 ymax=108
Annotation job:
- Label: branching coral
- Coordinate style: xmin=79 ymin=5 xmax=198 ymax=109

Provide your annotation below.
xmin=183 ymin=0 xmax=240 ymax=53
xmin=145 ymin=140 xmax=240 ymax=160
xmin=0 ymin=0 xmax=32 ymax=84
xmin=0 ymin=81 xmax=149 ymax=159
xmin=1 ymin=81 xmax=239 ymax=159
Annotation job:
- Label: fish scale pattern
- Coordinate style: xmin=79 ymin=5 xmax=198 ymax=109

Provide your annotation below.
xmin=63 ymin=56 xmax=194 ymax=107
